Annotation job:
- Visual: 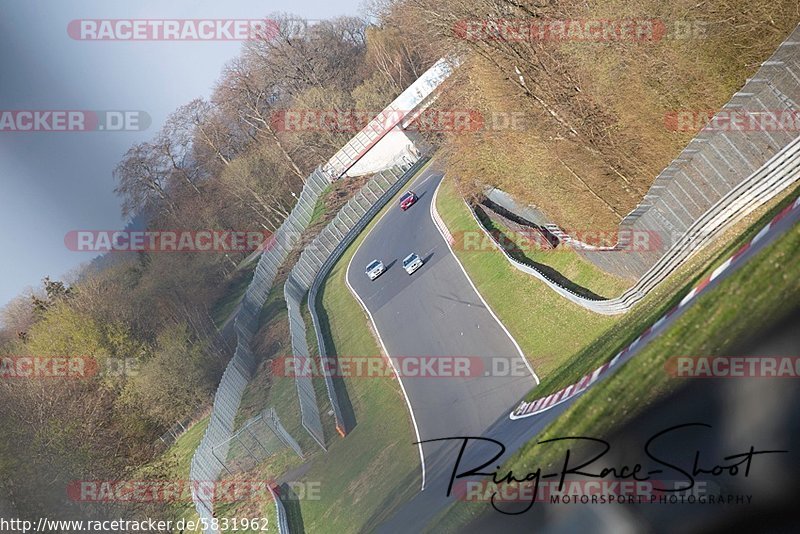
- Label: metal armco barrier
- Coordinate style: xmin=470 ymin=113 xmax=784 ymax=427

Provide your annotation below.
xmin=285 ymin=157 xmax=428 ymax=437
xmin=268 ymin=484 xmax=290 ymax=534
xmin=483 ymin=25 xmax=800 ymax=281
xmin=511 ymin=194 xmax=800 ymax=419
xmin=451 ymin=25 xmax=800 ymax=315
xmin=462 ymin=133 xmax=800 ymax=314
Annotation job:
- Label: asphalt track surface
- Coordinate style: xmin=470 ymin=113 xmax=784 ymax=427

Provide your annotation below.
xmin=348 ymin=165 xmax=800 ymax=532
xmin=346 ymin=163 xmax=537 ymax=494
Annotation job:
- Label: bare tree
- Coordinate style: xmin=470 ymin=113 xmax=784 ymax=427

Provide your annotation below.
xmin=215 ymin=56 xmax=307 ymax=181
xmin=114 ymin=142 xmax=178 ymax=219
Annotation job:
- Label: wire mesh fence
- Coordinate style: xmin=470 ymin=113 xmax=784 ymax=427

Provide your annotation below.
xmin=462 ymin=133 xmax=800 ymax=315
xmin=212 ymin=408 xmax=303 ymax=475
xmin=453 ymin=25 xmax=800 ymax=315
xmin=156 ymin=416 xmax=192 ymax=448
xmin=189 ymin=167 xmax=329 ymax=533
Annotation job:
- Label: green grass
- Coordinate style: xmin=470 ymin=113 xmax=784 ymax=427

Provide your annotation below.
xmin=131 ymin=254 xmax=299 ymax=533
xmin=209 ymin=180 xmax=334 ymax=332
xmin=473 ymin=206 xmax=632 ymax=298
xmin=205 ymin=159 xmax=432 ymax=534
xmin=166 ymin=160 xmax=447 ymax=533
xmin=524 ymin=184 xmax=800 ymax=399
xmin=436 ymin=177 xmax=619 ymax=380
xmin=427 ymin=186 xmax=800 ymax=532
xmin=234 ymin=283 xmax=319 ymax=455
xmin=299 ymin=298 xmax=339 ymax=441
xmin=309 ymin=185 xmax=333 ymax=227
xmin=211 ymin=282 xmax=315 ymax=533
xmin=437 ymin=176 xmax=800 ymax=398
xmin=493 ymin=190 xmax=800 ymax=514
xmin=210 ymin=281 xmax=312 ymax=533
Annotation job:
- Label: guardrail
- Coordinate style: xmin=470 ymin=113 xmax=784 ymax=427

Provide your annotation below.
xmin=268 ymin=484 xmax=290 ymax=534
xmin=285 ymin=157 xmax=428 ymax=437
xmin=529 ymin=26 xmax=798 ymax=279
xmin=511 ymin=193 xmax=800 ymax=419
xmin=471 ymin=26 xmax=800 ymax=282
xmin=461 ymin=133 xmax=800 ymax=314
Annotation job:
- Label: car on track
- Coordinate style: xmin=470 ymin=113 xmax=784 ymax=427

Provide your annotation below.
xmin=399 ymin=191 xmax=418 ymax=210
xmin=365 ymin=259 xmax=385 ymax=280
xmin=402 ymin=253 xmax=423 ymax=275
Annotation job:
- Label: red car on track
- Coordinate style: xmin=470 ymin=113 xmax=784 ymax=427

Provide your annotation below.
xmin=399 ymin=191 xmax=418 ymax=210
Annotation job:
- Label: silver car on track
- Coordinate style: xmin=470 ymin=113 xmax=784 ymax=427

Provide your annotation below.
xmin=402 ymin=253 xmax=423 ymax=275
xmin=365 ymin=259 xmax=385 ymax=280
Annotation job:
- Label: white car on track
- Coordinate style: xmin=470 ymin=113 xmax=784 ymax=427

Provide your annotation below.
xmin=402 ymin=253 xmax=423 ymax=275
xmin=365 ymin=259 xmax=385 ymax=281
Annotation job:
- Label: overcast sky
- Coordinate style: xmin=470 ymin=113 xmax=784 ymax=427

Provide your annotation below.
xmin=0 ymin=0 xmax=364 ymax=311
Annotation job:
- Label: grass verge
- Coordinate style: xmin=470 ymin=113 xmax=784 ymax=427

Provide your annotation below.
xmin=427 ymin=185 xmax=800 ymax=532
xmin=437 ymin=174 xmax=800 ymax=397
xmin=131 ymin=415 xmax=209 ymax=533
xmin=472 ymin=204 xmax=632 ymax=298
xmin=437 ymin=176 xmax=619 ymax=379
xmin=525 ymin=183 xmax=800 ymax=399
xmin=129 ymin=175 xmax=378 ymax=533
xmin=209 ymin=160 xmax=432 ymax=533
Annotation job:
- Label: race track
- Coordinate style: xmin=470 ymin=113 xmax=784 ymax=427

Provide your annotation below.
xmin=346 ymin=163 xmax=537 ymax=502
